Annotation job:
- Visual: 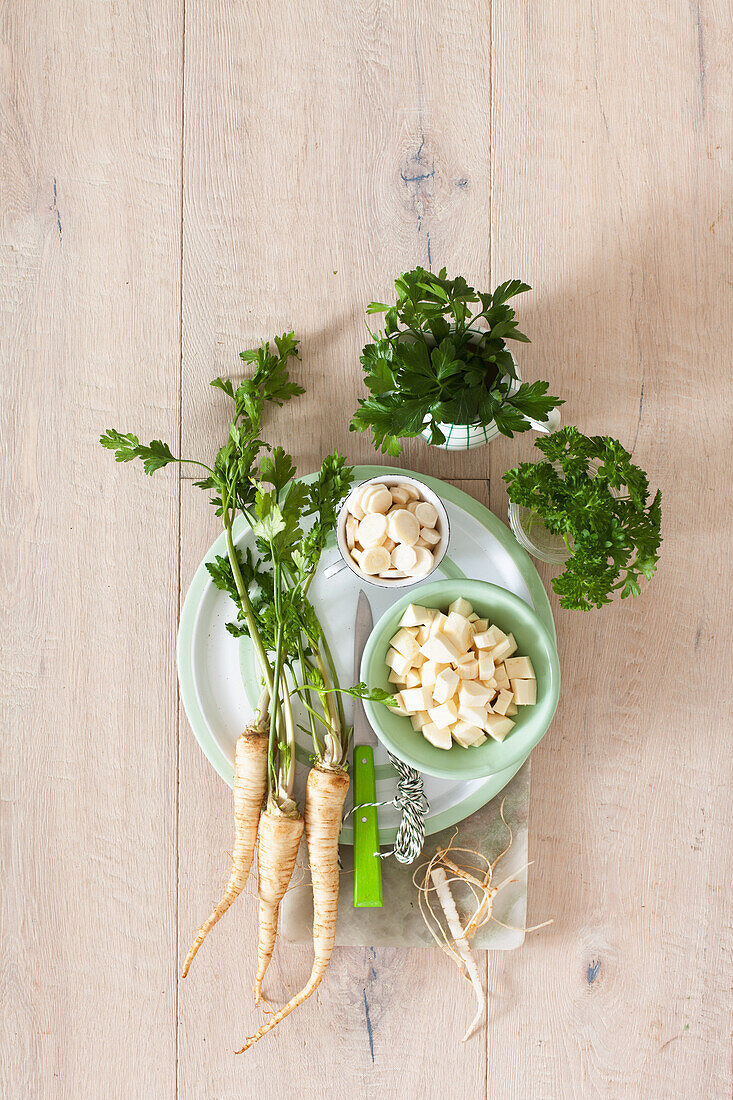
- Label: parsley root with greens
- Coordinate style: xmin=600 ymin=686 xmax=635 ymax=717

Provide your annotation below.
xmin=101 ymin=333 xmax=392 ymax=1049
xmin=350 ymin=267 xmax=563 ymax=455
xmin=503 ymin=426 xmax=662 ymax=611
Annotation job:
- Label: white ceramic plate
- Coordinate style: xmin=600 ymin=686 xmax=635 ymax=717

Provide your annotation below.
xmin=177 ymin=465 xmax=556 ymax=843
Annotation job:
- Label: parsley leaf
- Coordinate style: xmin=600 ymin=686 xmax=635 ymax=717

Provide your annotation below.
xmin=350 ymin=267 xmax=563 ymax=453
xmin=504 ymin=427 xmax=662 ymax=610
xmin=99 ymin=431 xmax=178 ymax=475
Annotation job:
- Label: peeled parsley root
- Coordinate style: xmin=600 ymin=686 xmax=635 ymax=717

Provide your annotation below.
xmin=182 ymin=705 xmax=269 ymax=978
xmin=253 ymin=809 xmax=305 ymax=1005
xmin=414 ymin=809 xmax=551 ymax=1043
xmin=238 ymin=766 xmax=349 ymax=1052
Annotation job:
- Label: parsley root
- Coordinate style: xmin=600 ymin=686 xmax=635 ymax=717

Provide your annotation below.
xmin=238 ymin=766 xmax=349 ymax=1051
xmin=102 ymin=337 xmax=391 ymax=1050
xmin=253 ymin=808 xmax=305 ymax=1005
xmin=182 ymin=707 xmax=269 ymax=977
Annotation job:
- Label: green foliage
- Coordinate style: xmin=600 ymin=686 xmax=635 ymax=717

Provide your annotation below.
xmin=351 ymin=268 xmax=563 ymax=454
xmin=342 ymin=682 xmax=399 ymax=706
xmin=504 ymin=427 xmax=662 ymax=611
xmin=99 ymin=431 xmax=178 ymax=475
xmin=101 ymin=333 xmax=360 ymax=779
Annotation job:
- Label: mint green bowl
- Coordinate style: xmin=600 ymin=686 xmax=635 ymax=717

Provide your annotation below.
xmin=361 ymin=579 xmax=560 ymax=780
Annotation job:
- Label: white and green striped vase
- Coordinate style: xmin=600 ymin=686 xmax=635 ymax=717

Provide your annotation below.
xmin=420 ymin=373 xmax=561 ymax=451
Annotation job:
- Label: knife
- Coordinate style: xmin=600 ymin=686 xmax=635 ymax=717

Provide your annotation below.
xmin=352 ymin=590 xmax=383 ymax=908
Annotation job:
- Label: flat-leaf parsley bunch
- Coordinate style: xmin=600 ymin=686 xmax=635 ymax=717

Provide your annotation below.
xmin=350 ymin=267 xmax=563 ymax=455
xmin=504 ymin=426 xmax=662 ymax=610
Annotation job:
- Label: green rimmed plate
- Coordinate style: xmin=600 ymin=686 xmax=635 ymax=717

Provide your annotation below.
xmin=177 ymin=465 xmax=557 ymax=843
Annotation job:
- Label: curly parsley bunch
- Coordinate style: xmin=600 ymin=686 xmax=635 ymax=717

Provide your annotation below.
xmin=504 ymin=427 xmax=662 ymax=611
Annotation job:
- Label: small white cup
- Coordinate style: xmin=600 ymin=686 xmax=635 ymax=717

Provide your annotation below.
xmin=334 ymin=474 xmax=450 ymax=588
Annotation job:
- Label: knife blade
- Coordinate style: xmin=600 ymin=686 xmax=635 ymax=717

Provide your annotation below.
xmin=352 ymin=590 xmax=383 ymax=908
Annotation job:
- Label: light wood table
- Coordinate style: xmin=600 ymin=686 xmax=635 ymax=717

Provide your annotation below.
xmin=2 ymin=2 xmax=731 ymax=1097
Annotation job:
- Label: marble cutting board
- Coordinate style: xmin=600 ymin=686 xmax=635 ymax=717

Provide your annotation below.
xmin=281 ymin=759 xmax=530 ymax=949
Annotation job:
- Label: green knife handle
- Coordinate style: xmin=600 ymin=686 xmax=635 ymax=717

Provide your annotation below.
xmin=352 ymin=745 xmax=383 ymax=908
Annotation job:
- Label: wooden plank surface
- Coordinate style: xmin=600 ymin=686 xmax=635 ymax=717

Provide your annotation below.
xmin=2 ymin=0 xmax=731 ymax=1097
xmin=180 ymin=0 xmax=492 ymax=479
xmin=177 ymin=481 xmax=491 ymax=1098
xmin=486 ymin=1 xmax=733 ymax=1097
xmin=0 ymin=1 xmax=183 ymax=1096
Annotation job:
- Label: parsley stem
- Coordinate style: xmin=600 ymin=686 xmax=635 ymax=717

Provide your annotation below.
xmin=280 ymin=676 xmax=296 ymax=798
xmin=267 ymin=625 xmax=285 ymax=802
xmin=224 ymin=512 xmax=273 ymax=692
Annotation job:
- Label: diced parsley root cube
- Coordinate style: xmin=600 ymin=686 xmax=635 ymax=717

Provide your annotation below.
xmin=494 ymin=663 xmax=510 ymax=689
xmin=503 ymin=633 xmax=518 ymax=659
xmin=511 ymin=678 xmax=537 ymax=705
xmin=458 ymin=680 xmax=494 ymax=707
xmin=505 ymin=699 xmax=518 ymax=716
xmin=492 ymin=689 xmax=515 ymax=715
xmin=480 ymin=624 xmax=505 ymax=648
xmin=505 ymin=655 xmax=536 ymax=680
xmin=484 ymin=713 xmax=515 ymax=741
xmin=455 ymin=650 xmax=475 ymax=666
xmin=410 ymin=710 xmax=430 ymax=731
xmin=458 ymin=703 xmax=488 ymax=729
xmin=449 ymin=597 xmax=474 ymax=618
xmin=432 ymin=667 xmax=460 ymax=705
xmin=386 ymin=648 xmax=414 ymax=678
xmin=478 ymin=653 xmax=495 ymax=681
xmin=490 ymin=636 xmax=514 ymax=663
xmin=472 ymin=630 xmax=497 ymax=650
xmin=443 ymin=612 xmax=473 ymax=653
xmin=404 ymin=669 xmax=422 ymax=688
xmin=473 ymin=618 xmax=489 ymax=633
xmin=420 ymin=633 xmax=462 ymax=664
xmin=428 ymin=700 xmax=459 ymax=729
xmin=391 ymin=692 xmax=410 ymax=716
xmin=420 ymin=660 xmax=441 ymax=688
xmin=389 ymin=628 xmax=420 ymax=660
xmin=400 ymin=603 xmax=433 ymax=628
xmin=400 ymin=686 xmax=433 ymax=713
xmin=422 ymin=722 xmax=452 ymax=750
xmin=388 ymin=668 xmax=404 ymax=685
xmin=456 ymin=659 xmax=479 ymax=680
xmin=416 ymin=625 xmax=431 ymax=645
xmin=412 ymin=652 xmax=427 ymax=668
xmin=452 ymin=721 xmax=485 ymax=748
xmin=468 ymin=612 xmax=479 ymax=623
xmin=427 ymin=611 xmax=448 ymax=637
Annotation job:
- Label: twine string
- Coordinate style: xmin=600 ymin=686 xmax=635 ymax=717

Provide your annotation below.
xmin=345 ymin=753 xmax=429 ymax=865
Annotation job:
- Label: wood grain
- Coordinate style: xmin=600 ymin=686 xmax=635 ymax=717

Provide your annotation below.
xmin=181 ymin=0 xmax=492 ymax=480
xmin=177 ymin=482 xmax=492 ymax=1096
xmin=2 ymin=0 xmax=731 ymax=1096
xmin=0 ymin=1 xmax=182 ymax=1096
xmin=486 ymin=1 xmax=733 ymax=1096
